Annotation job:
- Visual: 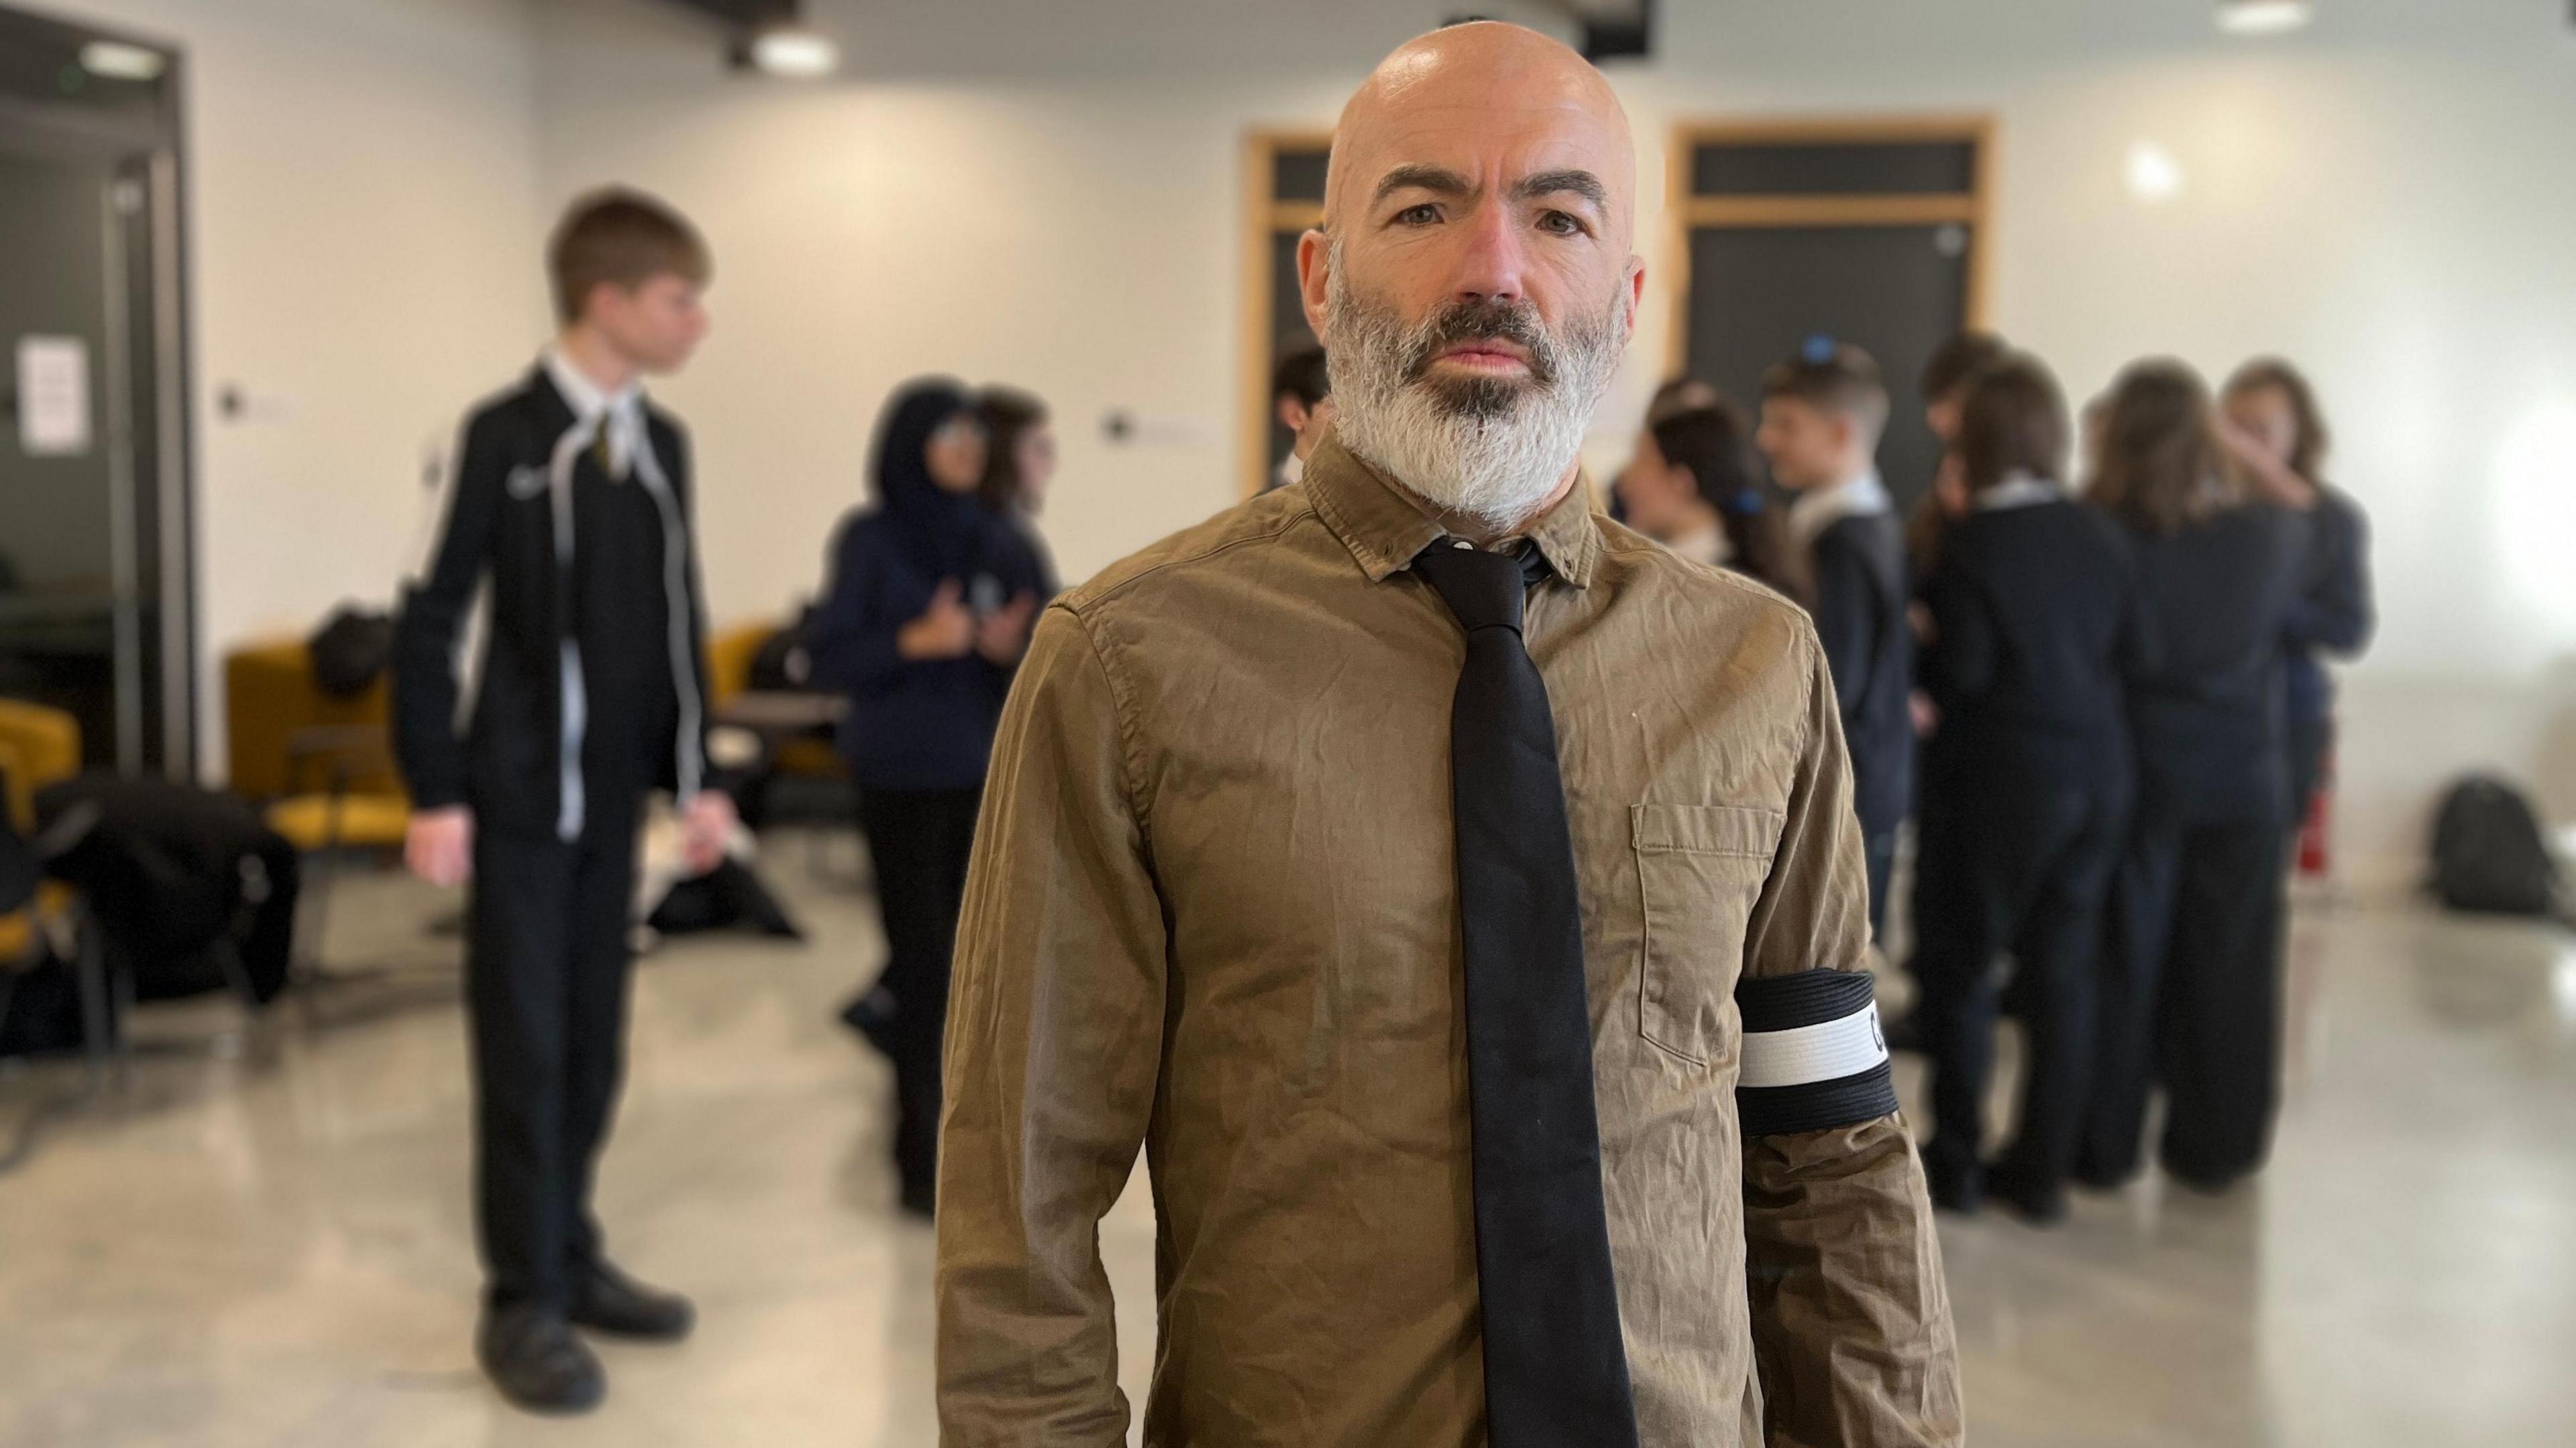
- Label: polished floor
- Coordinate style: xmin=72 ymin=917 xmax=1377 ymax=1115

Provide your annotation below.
xmin=1 ymin=832 xmax=2572 ymax=1446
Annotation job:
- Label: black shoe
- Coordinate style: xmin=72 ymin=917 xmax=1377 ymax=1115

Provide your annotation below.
xmin=1984 ymin=1162 xmax=2070 ymax=1227
xmin=478 ymin=1306 xmax=606 ymax=1415
xmin=568 ymin=1260 xmax=696 ymax=1341
xmin=839 ymin=986 xmax=898 ymax=1058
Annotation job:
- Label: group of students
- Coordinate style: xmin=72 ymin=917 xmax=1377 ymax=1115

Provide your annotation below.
xmin=1609 ymin=333 xmax=2374 ymax=1225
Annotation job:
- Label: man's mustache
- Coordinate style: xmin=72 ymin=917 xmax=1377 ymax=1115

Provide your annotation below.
xmin=1401 ymin=300 xmax=1558 ymax=388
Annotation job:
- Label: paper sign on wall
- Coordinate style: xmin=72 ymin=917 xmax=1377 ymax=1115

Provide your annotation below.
xmin=15 ymin=335 xmax=93 ymax=457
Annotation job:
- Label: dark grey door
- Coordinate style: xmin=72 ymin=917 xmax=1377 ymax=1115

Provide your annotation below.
xmin=1684 ymin=221 xmax=1971 ymax=510
xmin=0 ymin=7 xmax=191 ymax=775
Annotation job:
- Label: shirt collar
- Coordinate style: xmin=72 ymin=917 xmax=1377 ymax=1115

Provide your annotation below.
xmin=1787 ymin=469 xmax=1892 ymax=549
xmin=1974 ymin=471 xmax=2064 ymax=513
xmin=540 ymin=344 xmax=643 ymax=427
xmin=1304 ymin=433 xmax=1599 ymax=589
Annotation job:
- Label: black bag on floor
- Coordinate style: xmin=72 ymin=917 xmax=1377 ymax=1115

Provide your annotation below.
xmin=34 ymin=778 xmax=300 ymax=1003
xmin=2428 ymin=775 xmax=2561 ymax=917
xmin=646 ymin=856 xmax=803 ymax=941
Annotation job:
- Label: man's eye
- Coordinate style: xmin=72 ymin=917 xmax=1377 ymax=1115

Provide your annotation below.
xmin=1395 ymin=203 xmax=1442 ymax=225
xmin=1538 ymin=211 xmax=1584 ymax=236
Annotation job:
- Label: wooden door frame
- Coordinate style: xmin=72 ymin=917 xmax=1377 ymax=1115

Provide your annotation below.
xmin=1242 ymin=128 xmax=1332 ymax=498
xmin=1665 ymin=114 xmax=1996 ymax=380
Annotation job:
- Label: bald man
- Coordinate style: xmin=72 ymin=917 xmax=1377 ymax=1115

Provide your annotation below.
xmin=937 ymin=23 xmax=1961 ymax=1447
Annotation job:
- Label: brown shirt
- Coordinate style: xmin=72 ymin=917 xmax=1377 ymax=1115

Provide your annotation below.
xmin=937 ymin=437 xmax=1963 ymax=1447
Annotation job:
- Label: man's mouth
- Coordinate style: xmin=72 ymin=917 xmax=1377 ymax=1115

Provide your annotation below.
xmin=1429 ymin=340 xmax=1534 ymax=375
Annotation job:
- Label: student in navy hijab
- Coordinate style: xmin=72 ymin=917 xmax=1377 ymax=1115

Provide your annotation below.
xmin=808 ymin=377 xmax=1042 ymax=1217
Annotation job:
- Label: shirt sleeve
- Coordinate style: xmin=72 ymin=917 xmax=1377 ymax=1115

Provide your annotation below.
xmin=390 ymin=413 xmax=504 ymax=812
xmin=1808 ymin=535 xmax=1876 ymax=740
xmin=804 ymin=519 xmax=905 ymax=694
xmin=2282 ymin=494 xmax=2373 ymax=658
xmin=936 ymin=602 xmax=1169 ymax=1446
xmin=1738 ymin=628 xmax=1964 ymax=1447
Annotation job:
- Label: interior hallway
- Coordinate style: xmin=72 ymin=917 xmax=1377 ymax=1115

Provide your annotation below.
xmin=1 ymin=834 xmax=2571 ymax=1447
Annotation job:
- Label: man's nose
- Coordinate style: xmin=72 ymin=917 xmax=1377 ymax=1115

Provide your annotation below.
xmin=1448 ymin=202 xmax=1527 ymax=307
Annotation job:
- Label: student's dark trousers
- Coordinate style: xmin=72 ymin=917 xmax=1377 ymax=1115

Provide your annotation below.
xmin=858 ymin=785 xmax=983 ymax=1194
xmin=466 ymin=803 xmax=641 ymax=1313
xmin=1915 ymin=762 xmax=2126 ymax=1195
xmin=2080 ymin=782 xmax=2287 ymax=1187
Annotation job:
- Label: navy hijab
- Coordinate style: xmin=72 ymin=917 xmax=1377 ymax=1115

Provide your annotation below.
xmin=872 ymin=378 xmax=998 ymax=581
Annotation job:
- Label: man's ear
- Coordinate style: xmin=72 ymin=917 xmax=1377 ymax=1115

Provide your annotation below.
xmin=1620 ymin=255 xmax=1646 ymax=347
xmin=1277 ymin=396 xmax=1309 ymax=433
xmin=1296 ymin=228 xmax=1332 ymax=343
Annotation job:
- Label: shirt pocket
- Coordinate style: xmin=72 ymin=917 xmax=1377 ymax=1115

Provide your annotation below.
xmin=1633 ymin=803 xmax=1783 ymax=1067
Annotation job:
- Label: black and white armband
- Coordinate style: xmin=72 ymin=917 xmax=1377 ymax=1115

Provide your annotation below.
xmin=1733 ymin=970 xmax=1898 ymax=1137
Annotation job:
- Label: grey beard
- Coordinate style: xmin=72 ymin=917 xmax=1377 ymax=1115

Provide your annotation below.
xmin=1324 ymin=251 xmax=1627 ymax=532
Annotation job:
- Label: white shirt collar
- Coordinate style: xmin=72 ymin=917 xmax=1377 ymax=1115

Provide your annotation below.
xmin=1275 ymin=450 xmax=1305 ymax=492
xmin=1788 ymin=471 xmax=1892 ymax=549
xmin=1974 ymin=471 xmax=2064 ymax=513
xmin=541 ymin=345 xmax=648 ymax=480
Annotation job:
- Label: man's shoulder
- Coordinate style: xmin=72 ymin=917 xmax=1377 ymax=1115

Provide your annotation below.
xmin=1594 ymin=516 xmax=1819 ymax=651
xmin=1057 ymin=484 xmax=1322 ymax=618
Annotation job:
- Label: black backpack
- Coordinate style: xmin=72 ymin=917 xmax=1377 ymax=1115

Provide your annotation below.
xmin=309 ymin=604 xmax=397 ymax=698
xmin=2428 ymin=775 xmax=2561 ymax=917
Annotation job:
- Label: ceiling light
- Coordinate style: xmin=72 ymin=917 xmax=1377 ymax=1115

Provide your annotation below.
xmin=2126 ymin=142 xmax=2187 ymax=203
xmin=745 ymin=22 xmax=839 ymax=78
xmin=78 ymin=40 xmax=166 ymax=81
xmin=2216 ymin=0 xmax=2315 ymax=36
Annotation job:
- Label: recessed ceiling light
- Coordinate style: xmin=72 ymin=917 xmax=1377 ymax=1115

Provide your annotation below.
xmin=79 ymin=39 xmax=166 ymax=82
xmin=2217 ymin=0 xmax=2315 ymax=36
xmin=746 ymin=23 xmax=839 ymax=78
xmin=2127 ymin=142 xmax=2187 ymax=203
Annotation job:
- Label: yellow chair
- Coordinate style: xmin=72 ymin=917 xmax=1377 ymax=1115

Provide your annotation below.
xmin=223 ymin=640 xmax=415 ymax=989
xmin=0 ymin=701 xmax=81 ymax=969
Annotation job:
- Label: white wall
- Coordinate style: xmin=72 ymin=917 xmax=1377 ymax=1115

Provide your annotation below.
xmin=530 ymin=0 xmax=2576 ymax=892
xmin=38 ymin=0 xmax=547 ymax=775
xmin=26 ymin=0 xmax=2569 ymax=890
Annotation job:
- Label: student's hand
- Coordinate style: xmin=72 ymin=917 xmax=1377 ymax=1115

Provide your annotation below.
xmin=975 ymin=592 xmax=1038 ymax=667
xmin=1911 ymin=689 xmax=1941 ymax=740
xmin=405 ymin=806 xmax=474 ymax=889
xmin=898 ymin=580 xmax=976 ymax=661
xmin=680 ymin=791 xmax=737 ymax=875
xmin=2219 ymin=421 xmax=2318 ymax=509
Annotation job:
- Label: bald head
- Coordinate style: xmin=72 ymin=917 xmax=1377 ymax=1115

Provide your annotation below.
xmin=1295 ymin=22 xmax=1646 ymax=535
xmin=1325 ymin=22 xmax=1636 ymax=250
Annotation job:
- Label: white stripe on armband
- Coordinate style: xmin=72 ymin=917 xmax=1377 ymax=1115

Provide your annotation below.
xmin=1739 ymin=1001 xmax=1888 ymax=1089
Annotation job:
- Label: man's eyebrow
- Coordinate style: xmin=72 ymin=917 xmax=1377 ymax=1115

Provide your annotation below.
xmin=1372 ymin=165 xmax=1474 ymax=206
xmin=1513 ymin=169 xmax=1609 ymax=211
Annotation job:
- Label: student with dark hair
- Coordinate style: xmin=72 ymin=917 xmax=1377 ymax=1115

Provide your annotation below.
xmin=1623 ymin=402 xmax=1812 ymax=607
xmin=2078 ymin=359 xmax=2311 ymax=1194
xmin=1269 ymin=347 xmax=1334 ymax=491
xmin=1908 ymin=331 xmax=2011 ymax=576
xmin=1911 ymin=353 xmax=2147 ymax=1221
xmin=808 ymin=379 xmax=1046 ymax=1217
xmin=2220 ymin=357 xmax=2373 ymax=832
xmin=393 ymin=186 xmax=729 ymax=1414
xmin=975 ymin=385 xmax=1063 ymax=600
xmin=1757 ymin=340 xmax=1911 ymax=940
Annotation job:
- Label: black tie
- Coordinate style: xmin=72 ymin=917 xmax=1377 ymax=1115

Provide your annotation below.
xmin=1413 ymin=538 xmax=1640 ymax=1448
